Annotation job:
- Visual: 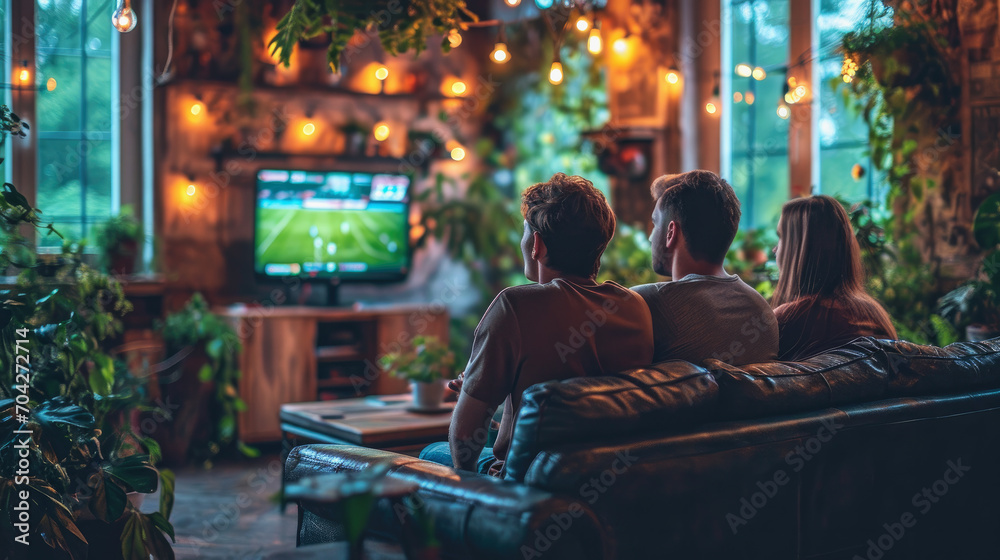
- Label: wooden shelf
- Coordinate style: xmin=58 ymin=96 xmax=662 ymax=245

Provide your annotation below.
xmin=158 ymin=76 xmax=452 ymax=103
xmin=315 ymin=345 xmax=364 ymax=362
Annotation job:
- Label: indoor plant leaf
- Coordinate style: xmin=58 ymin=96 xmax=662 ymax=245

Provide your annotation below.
xmin=103 ymin=454 xmax=159 ymax=494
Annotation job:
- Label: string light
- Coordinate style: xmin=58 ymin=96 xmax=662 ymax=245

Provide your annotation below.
xmin=548 ymin=60 xmax=564 ymax=85
xmin=706 ymin=71 xmax=720 ymax=116
xmin=841 ymin=54 xmax=858 ymax=83
xmin=451 ymin=80 xmax=467 ymax=95
xmin=447 ymin=29 xmax=462 ymax=48
xmin=302 ymin=122 xmax=316 ymax=136
xmin=734 ymin=91 xmax=743 ymax=103
xmin=504 ymin=0 xmax=520 ymax=6
xmin=612 ymin=35 xmax=629 ymax=55
xmin=111 ymin=0 xmax=137 ymax=33
xmin=373 ymin=122 xmax=390 ymax=142
xmin=752 ymin=66 xmax=766 ymax=81
xmin=491 ymin=43 xmax=510 ymax=63
xmin=374 ymin=65 xmax=389 ymax=81
xmin=190 ymin=100 xmax=204 ymax=116
xmin=491 ymin=23 xmax=510 ymax=64
xmin=735 ymin=63 xmax=752 ymax=78
xmin=576 ymin=17 xmax=590 ymax=32
xmin=46 ymin=77 xmax=56 ymax=91
xmin=706 ymin=102 xmax=717 ymax=114
xmin=587 ymin=21 xmax=602 ymax=55
xmin=17 ymin=64 xmax=29 ymax=84
xmin=777 ymin=103 xmax=790 ymax=119
xmin=745 ymin=91 xmax=755 ymax=105
xmin=448 ymin=141 xmax=466 ymax=161
xmin=665 ymin=66 xmax=679 ymax=84
xmin=186 ymin=184 xmax=197 ymax=196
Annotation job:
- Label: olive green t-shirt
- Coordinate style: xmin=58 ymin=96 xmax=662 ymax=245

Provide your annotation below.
xmin=462 ymin=279 xmax=654 ymax=465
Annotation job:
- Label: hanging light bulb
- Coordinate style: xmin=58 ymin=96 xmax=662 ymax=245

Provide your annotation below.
xmin=549 ymin=59 xmax=564 ymax=85
xmin=576 ymin=17 xmax=590 ymax=32
xmin=587 ymin=20 xmax=602 ymax=55
xmin=777 ymin=101 xmax=790 ymax=119
xmin=752 ymin=66 xmax=766 ymax=81
xmin=491 ymin=23 xmax=510 ymax=64
xmin=17 ymin=62 xmax=30 ymax=84
xmin=706 ymin=71 xmax=720 ymax=116
xmin=373 ymin=122 xmax=390 ymax=142
xmin=46 ymin=77 xmax=57 ymax=91
xmin=447 ymin=29 xmax=462 ymax=48
xmin=451 ymin=80 xmax=467 ymax=95
xmin=665 ymin=66 xmax=679 ymax=84
xmin=733 ymin=92 xmax=743 ymax=103
xmin=745 ymin=91 xmax=755 ymax=105
xmin=374 ymin=65 xmax=389 ymax=81
xmin=504 ymin=0 xmax=520 ymax=6
xmin=612 ymin=34 xmax=630 ymax=55
xmin=735 ymin=63 xmax=752 ymax=78
xmin=186 ymin=184 xmax=197 ymax=197
xmin=112 ymin=0 xmax=138 ymax=33
xmin=491 ymin=43 xmax=510 ymax=63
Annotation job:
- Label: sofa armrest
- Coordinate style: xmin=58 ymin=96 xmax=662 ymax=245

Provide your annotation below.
xmin=285 ymin=445 xmax=611 ymax=560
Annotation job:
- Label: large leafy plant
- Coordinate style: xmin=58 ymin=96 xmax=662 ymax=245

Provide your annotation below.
xmin=380 ymin=335 xmax=455 ymax=383
xmin=0 ymin=108 xmax=175 ymax=559
xmin=159 ymin=293 xmax=255 ymax=463
xmin=269 ymin=0 xmax=478 ymax=71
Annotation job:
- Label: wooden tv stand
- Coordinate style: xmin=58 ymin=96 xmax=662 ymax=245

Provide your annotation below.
xmin=217 ymin=304 xmax=449 ymax=443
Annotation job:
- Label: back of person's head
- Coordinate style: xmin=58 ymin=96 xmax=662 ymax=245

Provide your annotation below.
xmin=650 ymin=170 xmax=742 ymax=264
xmin=521 ymin=173 xmax=616 ymax=278
xmin=773 ymin=194 xmax=864 ymax=304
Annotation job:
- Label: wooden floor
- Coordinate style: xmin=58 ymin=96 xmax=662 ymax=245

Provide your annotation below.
xmin=145 ymin=454 xmax=300 ymax=559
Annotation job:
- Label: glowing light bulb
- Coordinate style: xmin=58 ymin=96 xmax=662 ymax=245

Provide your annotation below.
xmin=734 ymin=92 xmax=743 ymax=103
xmin=705 ymin=102 xmax=718 ymax=115
xmin=745 ymin=92 xmax=755 ymax=105
xmin=18 ymin=68 xmax=29 ymax=83
xmin=548 ymin=61 xmax=563 ymax=85
xmin=735 ymin=63 xmax=752 ymax=78
xmin=490 ymin=43 xmax=510 ymax=64
xmin=505 ymin=0 xmax=520 ymax=5
xmin=576 ymin=17 xmax=590 ymax=32
xmin=451 ymin=80 xmax=467 ymax=95
xmin=374 ymin=65 xmax=388 ymax=81
xmin=190 ymin=101 xmax=204 ymax=116
xmin=784 ymin=91 xmax=795 ymax=104
xmin=46 ymin=77 xmax=56 ymax=91
xmin=752 ymin=66 xmax=766 ymax=80
xmin=186 ymin=184 xmax=197 ymax=196
xmin=111 ymin=0 xmax=137 ymax=33
xmin=534 ymin=0 xmax=553 ymax=8
xmin=665 ymin=69 xmax=679 ymax=84
xmin=373 ymin=122 xmax=390 ymax=142
xmin=777 ymin=103 xmax=790 ymax=119
xmin=447 ymin=29 xmax=462 ymax=48
xmin=587 ymin=29 xmax=602 ymax=54
xmin=794 ymin=85 xmax=806 ymax=98
xmin=302 ymin=122 xmax=316 ymax=136
xmin=451 ymin=146 xmax=466 ymax=161
xmin=612 ymin=37 xmax=628 ymax=55
xmin=843 ymin=74 xmax=853 ymax=83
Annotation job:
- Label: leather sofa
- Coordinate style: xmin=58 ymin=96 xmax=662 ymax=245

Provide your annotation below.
xmin=284 ymin=337 xmax=1000 ymax=559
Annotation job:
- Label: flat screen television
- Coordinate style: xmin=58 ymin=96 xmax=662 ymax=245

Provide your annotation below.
xmin=254 ymin=169 xmax=411 ymax=286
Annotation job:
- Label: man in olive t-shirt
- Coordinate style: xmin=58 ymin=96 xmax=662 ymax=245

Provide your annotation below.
xmin=632 ymin=171 xmax=778 ymax=366
xmin=420 ymin=174 xmax=653 ymax=476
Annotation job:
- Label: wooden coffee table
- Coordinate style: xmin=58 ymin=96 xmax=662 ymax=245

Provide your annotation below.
xmin=280 ymin=394 xmax=454 ymax=456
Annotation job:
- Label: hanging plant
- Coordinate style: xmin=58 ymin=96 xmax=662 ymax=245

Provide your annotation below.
xmin=269 ymin=0 xmax=479 ymax=72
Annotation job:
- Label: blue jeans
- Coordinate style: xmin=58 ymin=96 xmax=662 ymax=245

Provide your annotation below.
xmin=419 ymin=441 xmax=497 ymax=474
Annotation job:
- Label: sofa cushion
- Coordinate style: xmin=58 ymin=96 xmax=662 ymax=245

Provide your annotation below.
xmin=705 ymin=338 xmax=889 ymax=419
xmin=503 ymin=360 xmax=718 ymax=482
xmin=874 ymin=337 xmax=1000 ymax=395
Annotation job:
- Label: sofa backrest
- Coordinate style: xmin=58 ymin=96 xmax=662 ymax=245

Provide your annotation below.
xmin=503 ymin=336 xmax=1000 ymax=558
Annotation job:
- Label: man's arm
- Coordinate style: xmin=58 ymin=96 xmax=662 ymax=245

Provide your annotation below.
xmin=449 ymin=391 xmax=496 ymax=472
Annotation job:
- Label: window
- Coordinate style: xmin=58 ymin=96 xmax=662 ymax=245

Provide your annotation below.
xmin=726 ymin=0 xmax=790 ymax=230
xmin=723 ymin=0 xmax=889 ymax=228
xmin=34 ymin=0 xmax=118 ymax=247
xmin=816 ymin=0 xmax=888 ymax=204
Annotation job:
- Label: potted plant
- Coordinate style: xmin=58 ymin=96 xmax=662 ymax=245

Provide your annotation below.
xmin=380 ymin=336 xmax=455 ymax=411
xmin=340 ymin=121 xmax=369 ymax=157
xmin=0 ymin=107 xmax=175 ymax=559
xmin=94 ymin=206 xmax=142 ymax=276
xmin=157 ymin=293 xmax=256 ymax=467
xmin=940 ymin=193 xmax=1000 ymax=342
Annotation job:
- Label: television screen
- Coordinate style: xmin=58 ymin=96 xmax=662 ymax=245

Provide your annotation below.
xmin=254 ymin=169 xmax=411 ymax=281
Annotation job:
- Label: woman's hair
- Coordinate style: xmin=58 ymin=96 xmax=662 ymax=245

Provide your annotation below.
xmin=772 ymin=195 xmax=896 ymax=335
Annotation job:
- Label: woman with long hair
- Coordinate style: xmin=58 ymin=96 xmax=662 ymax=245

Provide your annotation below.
xmin=772 ymin=195 xmax=897 ymax=360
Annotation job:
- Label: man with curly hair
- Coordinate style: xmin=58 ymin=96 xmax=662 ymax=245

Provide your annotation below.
xmin=420 ymin=173 xmax=654 ymax=476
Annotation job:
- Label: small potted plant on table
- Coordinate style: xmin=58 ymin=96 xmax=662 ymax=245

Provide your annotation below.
xmin=94 ymin=205 xmax=142 ymax=276
xmin=380 ymin=336 xmax=455 ymax=412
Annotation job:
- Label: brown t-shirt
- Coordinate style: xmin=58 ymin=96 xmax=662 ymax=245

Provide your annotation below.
xmin=774 ymin=296 xmax=897 ymax=361
xmin=462 ymin=279 xmax=654 ymax=469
